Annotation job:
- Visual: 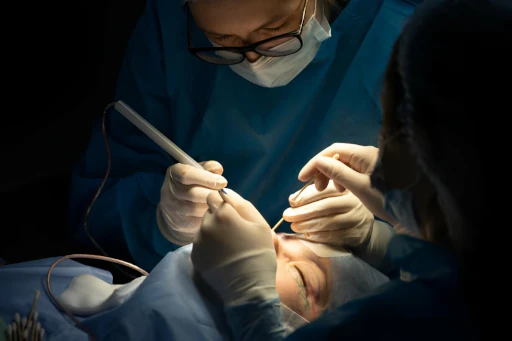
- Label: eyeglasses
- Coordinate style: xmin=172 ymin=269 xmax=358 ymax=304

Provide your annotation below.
xmin=187 ymin=0 xmax=309 ymax=65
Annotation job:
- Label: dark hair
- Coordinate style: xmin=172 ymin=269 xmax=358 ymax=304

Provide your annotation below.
xmin=388 ymin=0 xmax=511 ymax=334
xmin=323 ymin=0 xmax=349 ymax=14
xmin=395 ymin=0 xmax=510 ymax=249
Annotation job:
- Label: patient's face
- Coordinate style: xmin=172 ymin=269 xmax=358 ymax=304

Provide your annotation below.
xmin=272 ymin=231 xmax=331 ymax=321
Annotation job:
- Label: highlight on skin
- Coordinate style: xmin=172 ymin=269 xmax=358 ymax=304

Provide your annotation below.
xmin=273 ymin=231 xmax=330 ymax=321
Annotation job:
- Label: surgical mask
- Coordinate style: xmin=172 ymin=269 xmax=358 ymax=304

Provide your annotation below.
xmin=371 ymin=130 xmax=423 ymax=239
xmin=228 ymin=0 xmax=331 ymax=87
xmin=280 ymin=302 xmax=309 ymax=337
xmin=383 ymin=187 xmax=422 ymax=239
xmin=371 ymin=154 xmax=423 ymax=238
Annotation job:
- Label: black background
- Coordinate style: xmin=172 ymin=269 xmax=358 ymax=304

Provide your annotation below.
xmin=1 ymin=1 xmax=146 ymax=263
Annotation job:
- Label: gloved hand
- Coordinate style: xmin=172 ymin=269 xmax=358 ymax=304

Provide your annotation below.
xmin=191 ymin=189 xmax=278 ymax=306
xmin=283 ymin=180 xmax=374 ymax=248
xmin=298 ymin=143 xmax=397 ymax=225
xmin=157 ymin=161 xmax=228 ymax=246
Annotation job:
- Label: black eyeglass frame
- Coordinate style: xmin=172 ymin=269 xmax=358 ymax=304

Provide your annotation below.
xmin=186 ymin=0 xmax=310 ymax=65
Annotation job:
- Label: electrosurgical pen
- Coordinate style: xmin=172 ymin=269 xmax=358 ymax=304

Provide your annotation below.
xmin=113 ymin=100 xmax=228 ymax=195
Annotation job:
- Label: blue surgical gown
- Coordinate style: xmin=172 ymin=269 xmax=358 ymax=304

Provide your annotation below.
xmin=70 ymin=0 xmax=421 ymax=270
xmin=0 ymin=246 xmax=232 ymax=341
xmin=0 ymin=257 xmax=107 ymax=340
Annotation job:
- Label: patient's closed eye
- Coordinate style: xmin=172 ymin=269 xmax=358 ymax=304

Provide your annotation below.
xmin=294 ymin=265 xmax=308 ymax=292
xmin=294 ymin=265 xmax=308 ymax=293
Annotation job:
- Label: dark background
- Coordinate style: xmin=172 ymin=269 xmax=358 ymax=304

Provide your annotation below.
xmin=1 ymin=1 xmax=146 ymax=263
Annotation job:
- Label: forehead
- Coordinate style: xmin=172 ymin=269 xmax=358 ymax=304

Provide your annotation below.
xmin=279 ymin=234 xmax=323 ymax=260
xmin=189 ymin=0 xmax=300 ymax=29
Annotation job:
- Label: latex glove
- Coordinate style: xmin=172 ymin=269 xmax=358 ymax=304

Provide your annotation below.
xmin=191 ymin=189 xmax=278 ymax=306
xmin=299 ymin=143 xmax=397 ymax=226
xmin=157 ymin=161 xmax=228 ymax=246
xmin=283 ymin=180 xmax=374 ymax=248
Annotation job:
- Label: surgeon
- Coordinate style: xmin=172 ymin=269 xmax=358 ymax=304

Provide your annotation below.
xmin=70 ymin=0 xmax=421 ymax=270
xmin=191 ymin=0 xmax=507 ymax=339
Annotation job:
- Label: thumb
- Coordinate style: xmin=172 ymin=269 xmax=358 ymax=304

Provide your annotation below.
xmin=221 ymin=189 xmax=270 ymax=228
xmin=214 ymin=197 xmax=252 ymax=228
xmin=200 ymin=160 xmax=224 ymax=175
xmin=309 ymin=156 xmax=369 ymax=193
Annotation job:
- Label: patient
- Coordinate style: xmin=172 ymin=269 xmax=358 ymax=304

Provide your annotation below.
xmin=271 ymin=230 xmax=387 ymax=322
xmin=0 ymin=230 xmax=387 ymax=340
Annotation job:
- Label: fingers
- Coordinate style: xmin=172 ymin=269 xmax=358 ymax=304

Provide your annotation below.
xmin=218 ymin=188 xmax=245 ymax=208
xmin=306 ymin=156 xmax=369 ymax=193
xmin=170 ymin=163 xmax=227 ymax=189
xmin=223 ymin=190 xmax=268 ymax=226
xmin=160 ymin=184 xmax=209 ymax=217
xmin=168 ymin=176 xmax=216 ymax=203
xmin=160 ymin=207 xmax=203 ymax=233
xmin=332 ymin=144 xmax=378 ymax=174
xmin=314 ymin=174 xmax=330 ymax=192
xmin=200 ymin=160 xmax=224 ymax=175
xmin=293 ymin=156 xmax=395 ymax=225
xmin=209 ymin=189 xmax=270 ymax=228
xmin=298 ymin=143 xmax=360 ymax=181
xmin=206 ymin=190 xmax=224 ymax=213
xmin=299 ymin=144 xmax=378 ymax=182
xmin=290 ymin=206 xmax=372 ymax=233
xmin=289 ymin=181 xmax=346 ymax=208
xmin=298 ymin=226 xmax=371 ymax=248
xmin=203 ymin=194 xmax=250 ymax=233
xmin=284 ymin=192 xmax=360 ymax=224
xmin=333 ymin=181 xmax=346 ymax=192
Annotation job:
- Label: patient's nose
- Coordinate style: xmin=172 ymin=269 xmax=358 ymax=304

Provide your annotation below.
xmin=271 ymin=230 xmax=280 ymax=254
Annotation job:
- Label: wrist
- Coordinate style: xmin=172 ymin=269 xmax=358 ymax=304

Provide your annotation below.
xmin=353 ymin=219 xmax=396 ymax=274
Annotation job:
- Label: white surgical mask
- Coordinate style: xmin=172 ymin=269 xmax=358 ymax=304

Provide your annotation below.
xmin=280 ymin=302 xmax=309 ymax=336
xmin=371 ymin=130 xmax=423 ymax=239
xmin=382 ymin=191 xmax=422 ymax=282
xmin=228 ymin=0 xmax=331 ymax=87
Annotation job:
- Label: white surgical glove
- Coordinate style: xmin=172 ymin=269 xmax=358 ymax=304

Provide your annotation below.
xmin=298 ymin=143 xmax=397 ymax=226
xmin=292 ymin=143 xmax=399 ymax=271
xmin=191 ymin=189 xmax=278 ymax=306
xmin=283 ymin=181 xmax=374 ymax=248
xmin=157 ymin=161 xmax=228 ymax=246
